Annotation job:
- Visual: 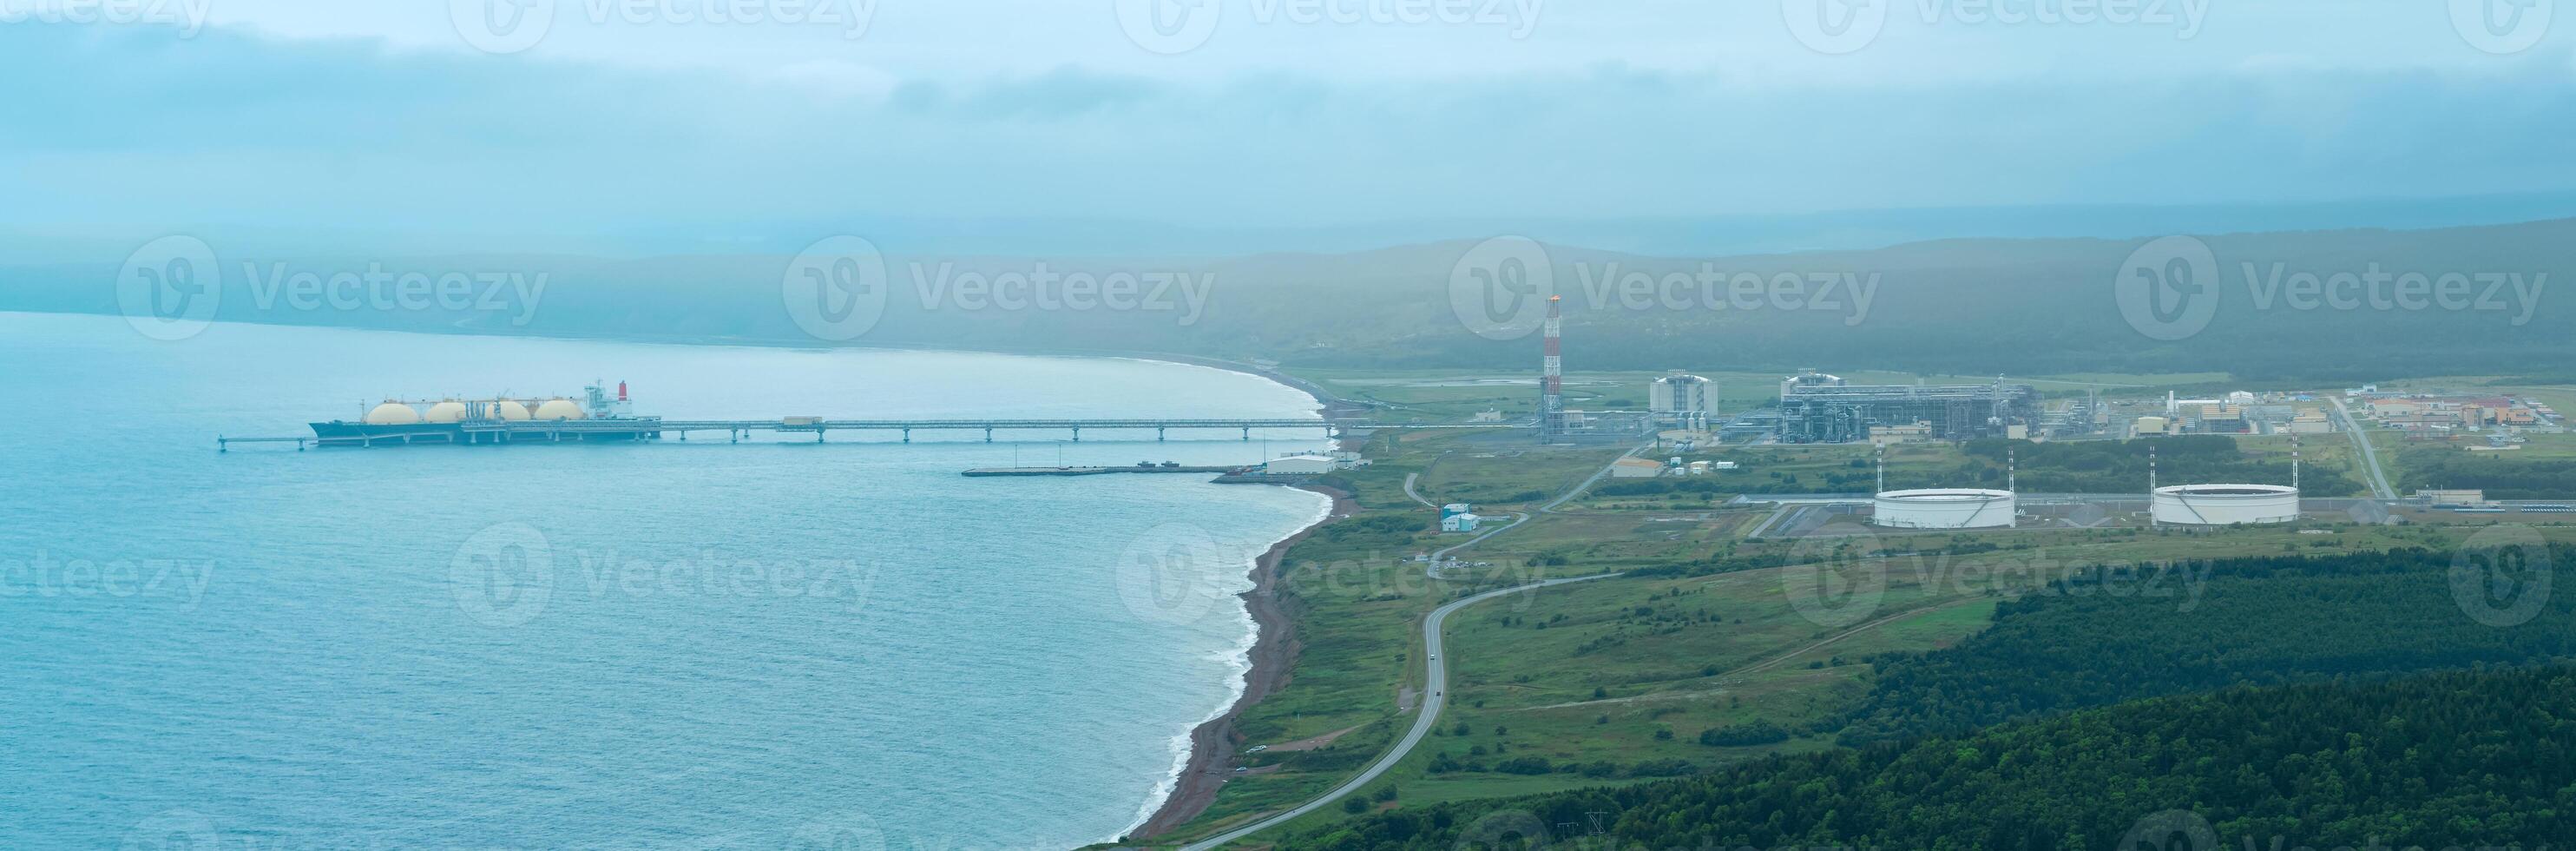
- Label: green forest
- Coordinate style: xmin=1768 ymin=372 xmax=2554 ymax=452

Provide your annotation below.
xmin=2398 ymin=448 xmax=2576 ymax=500
xmin=1835 ymin=546 xmax=2576 ymax=744
xmin=1285 ymin=667 xmax=2576 ymax=849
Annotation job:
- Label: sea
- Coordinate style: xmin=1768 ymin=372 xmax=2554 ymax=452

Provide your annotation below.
xmin=0 ymin=312 xmax=1334 ymax=849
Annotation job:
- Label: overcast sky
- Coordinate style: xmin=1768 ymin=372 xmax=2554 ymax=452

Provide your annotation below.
xmin=7 ymin=0 xmax=2573 ymax=254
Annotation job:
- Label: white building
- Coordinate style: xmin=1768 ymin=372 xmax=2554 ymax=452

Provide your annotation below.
xmin=1441 ymin=513 xmax=1482 ymax=532
xmin=1650 ymin=371 xmax=1718 ymax=430
xmin=1441 ymin=503 xmax=1473 ymax=518
xmin=1608 ymin=458 xmax=1666 ymax=478
xmin=1263 ymin=455 xmax=1337 ymax=476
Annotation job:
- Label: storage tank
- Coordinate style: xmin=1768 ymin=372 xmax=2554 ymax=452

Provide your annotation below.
xmin=1871 ymin=489 xmax=2016 ymax=529
xmin=2152 ymin=485 xmax=2300 ymax=525
xmin=363 ymin=401 xmax=422 ymax=426
xmin=489 ymin=399 xmax=532 ymax=421
xmin=532 ymin=399 xmax=586 ymax=421
xmin=421 ymin=400 xmax=469 ymax=424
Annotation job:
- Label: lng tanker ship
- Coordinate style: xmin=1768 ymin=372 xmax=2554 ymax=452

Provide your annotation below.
xmin=309 ymin=381 xmax=660 ymax=445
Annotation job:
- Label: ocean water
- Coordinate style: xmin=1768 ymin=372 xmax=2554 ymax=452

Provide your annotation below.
xmin=0 ymin=313 xmax=1332 ymax=849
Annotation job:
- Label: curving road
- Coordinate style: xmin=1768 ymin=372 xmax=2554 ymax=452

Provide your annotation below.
xmin=1182 ymin=443 xmax=1649 ymax=848
xmin=1180 ymin=572 xmax=1617 ymax=850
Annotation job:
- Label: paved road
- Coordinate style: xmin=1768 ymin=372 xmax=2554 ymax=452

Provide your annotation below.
xmin=2330 ymin=398 xmax=2398 ymax=498
xmin=1180 ymin=572 xmax=1617 ymax=850
xmin=1402 ymin=472 xmax=1438 ymax=509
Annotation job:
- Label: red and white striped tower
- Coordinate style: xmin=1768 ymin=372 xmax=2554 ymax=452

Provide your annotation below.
xmin=1540 ymin=294 xmax=1564 ymax=443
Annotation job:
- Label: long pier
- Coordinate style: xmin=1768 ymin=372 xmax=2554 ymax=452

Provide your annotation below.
xmin=224 ymin=418 xmax=1523 ymax=450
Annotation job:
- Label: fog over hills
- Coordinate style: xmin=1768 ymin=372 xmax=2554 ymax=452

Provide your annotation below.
xmin=11 ymin=214 xmax=2566 ymax=384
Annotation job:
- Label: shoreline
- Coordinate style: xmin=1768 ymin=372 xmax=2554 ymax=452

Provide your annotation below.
xmin=1129 ymin=481 xmax=1357 ymax=841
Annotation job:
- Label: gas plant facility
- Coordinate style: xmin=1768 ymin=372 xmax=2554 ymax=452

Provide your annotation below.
xmin=1776 ymin=370 xmax=2042 ymax=445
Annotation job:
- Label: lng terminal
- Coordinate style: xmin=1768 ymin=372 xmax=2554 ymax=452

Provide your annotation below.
xmin=220 ymin=381 xmax=1491 ymax=451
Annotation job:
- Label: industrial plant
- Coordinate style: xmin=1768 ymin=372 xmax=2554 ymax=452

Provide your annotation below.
xmin=1773 ymin=370 xmax=2040 ymax=445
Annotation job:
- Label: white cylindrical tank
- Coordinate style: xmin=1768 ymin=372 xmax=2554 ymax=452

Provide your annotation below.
xmin=2152 ymin=485 xmax=2300 ymax=525
xmin=363 ymin=401 xmax=422 ymax=426
xmin=1872 ymin=489 xmax=2016 ymax=529
xmin=533 ymin=399 xmax=586 ymax=421
xmin=421 ymin=400 xmax=469 ymax=423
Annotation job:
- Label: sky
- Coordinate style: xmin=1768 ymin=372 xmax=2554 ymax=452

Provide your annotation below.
xmin=5 ymin=0 xmax=2574 ymax=256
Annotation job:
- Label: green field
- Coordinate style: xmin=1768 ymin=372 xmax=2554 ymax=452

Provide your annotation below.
xmin=1134 ymin=376 xmax=2576 ymax=848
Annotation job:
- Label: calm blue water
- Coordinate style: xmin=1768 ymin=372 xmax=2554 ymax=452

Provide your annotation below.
xmin=0 ymin=313 xmax=1331 ymax=849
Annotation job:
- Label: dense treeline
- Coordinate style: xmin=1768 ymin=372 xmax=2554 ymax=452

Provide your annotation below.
xmin=1961 ymin=436 xmax=2361 ymax=496
xmin=1836 ymin=546 xmax=2576 ymax=745
xmin=2398 ymin=447 xmax=2576 ymax=500
xmin=1282 ymin=667 xmax=2576 ymax=849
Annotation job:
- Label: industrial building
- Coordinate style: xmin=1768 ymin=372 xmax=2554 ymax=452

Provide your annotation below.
xmin=1776 ymin=370 xmax=2040 ymax=444
xmin=1440 ymin=513 xmax=1482 ymax=532
xmin=1649 ymin=371 xmax=1718 ymax=430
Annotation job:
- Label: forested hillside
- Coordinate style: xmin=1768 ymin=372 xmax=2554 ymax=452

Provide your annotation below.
xmin=1837 ymin=546 xmax=2576 ymax=745
xmin=1286 ymin=667 xmax=2576 ymax=850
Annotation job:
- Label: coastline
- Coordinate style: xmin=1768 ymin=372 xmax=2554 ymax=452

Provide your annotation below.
xmin=1130 ymin=481 xmax=1357 ymax=841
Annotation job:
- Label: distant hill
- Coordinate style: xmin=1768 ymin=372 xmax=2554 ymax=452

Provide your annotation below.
xmin=7 ymin=217 xmax=2568 ymax=384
